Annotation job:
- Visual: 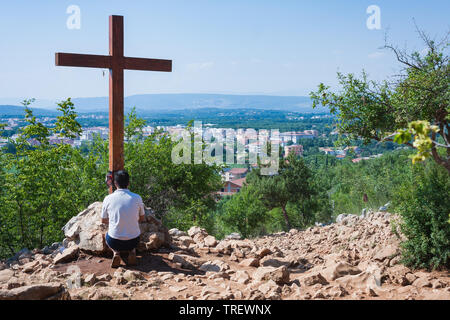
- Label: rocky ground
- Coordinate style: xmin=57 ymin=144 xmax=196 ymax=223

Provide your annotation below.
xmin=0 ymin=203 xmax=449 ymax=300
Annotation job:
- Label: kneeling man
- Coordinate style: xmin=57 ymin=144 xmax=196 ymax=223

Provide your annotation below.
xmin=101 ymin=170 xmax=145 ymax=268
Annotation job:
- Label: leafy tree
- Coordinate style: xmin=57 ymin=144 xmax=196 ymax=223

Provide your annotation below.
xmin=125 ymin=107 xmax=146 ymax=141
xmin=54 ymin=98 xmax=82 ymax=139
xmin=310 ymin=29 xmax=449 ymax=172
xmin=220 ymin=185 xmax=267 ymax=238
xmin=0 ymin=99 xmax=106 ymax=258
xmin=250 ymin=155 xmax=316 ymax=230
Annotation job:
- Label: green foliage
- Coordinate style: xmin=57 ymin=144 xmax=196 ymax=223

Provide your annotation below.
xmin=125 ymin=107 xmax=146 ymax=141
xmin=248 ymin=155 xmax=318 ymax=230
xmin=0 ymin=99 xmax=106 ymax=258
xmin=54 ymin=98 xmax=82 ymax=139
xmin=394 ymin=120 xmax=440 ymax=164
xmin=312 ymin=150 xmax=413 ymax=216
xmin=310 ymin=30 xmax=449 ymax=172
xmin=125 ymin=132 xmax=222 ymax=221
xmin=394 ymin=161 xmax=450 ymax=270
xmin=219 ymin=185 xmax=267 ymax=238
xmin=19 ymin=98 xmax=50 ymax=146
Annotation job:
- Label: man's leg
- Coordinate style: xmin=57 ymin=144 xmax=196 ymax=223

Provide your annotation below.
xmin=127 ymin=248 xmax=137 ymax=266
xmin=125 ymin=236 xmax=140 ymax=266
xmin=105 ymin=233 xmax=123 ymax=268
xmin=111 ymin=250 xmax=122 ymax=268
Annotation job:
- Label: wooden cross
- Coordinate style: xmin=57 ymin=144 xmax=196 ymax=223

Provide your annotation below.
xmin=55 ymin=15 xmax=172 ymax=193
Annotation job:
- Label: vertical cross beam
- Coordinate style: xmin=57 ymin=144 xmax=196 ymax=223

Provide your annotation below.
xmin=55 ymin=15 xmax=172 ymax=194
xmin=109 ymin=16 xmax=124 ymax=192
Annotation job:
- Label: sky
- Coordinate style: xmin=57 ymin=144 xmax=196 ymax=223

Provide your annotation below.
xmin=0 ymin=0 xmax=448 ymax=103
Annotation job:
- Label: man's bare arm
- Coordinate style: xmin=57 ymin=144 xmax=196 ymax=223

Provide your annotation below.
xmin=138 ymin=215 xmax=145 ymax=223
xmin=102 ymin=218 xmax=109 ymax=225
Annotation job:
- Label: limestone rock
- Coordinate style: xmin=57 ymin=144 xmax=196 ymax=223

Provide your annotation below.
xmin=22 ymin=261 xmax=39 ymax=273
xmin=260 ymin=257 xmax=290 ymax=268
xmin=84 ymin=274 xmax=97 ymax=286
xmin=0 ymin=283 xmax=70 ymax=300
xmin=53 ymin=246 xmax=79 ymax=265
xmin=239 ymin=258 xmax=260 ymax=268
xmin=97 ymin=274 xmax=112 ymax=282
xmin=141 ymin=232 xmax=165 ymax=250
xmin=177 ymin=236 xmax=195 ymax=247
xmin=123 ymin=270 xmax=145 ymax=283
xmin=168 ymin=253 xmax=203 ymax=269
xmin=204 ymin=235 xmax=218 ymax=247
xmin=253 ymin=266 xmax=290 ymax=285
xmin=258 ymin=280 xmax=280 ymax=296
xmin=169 ymin=228 xmax=187 ymax=237
xmin=329 ymin=285 xmax=348 ymax=298
xmin=62 ymin=202 xmax=107 ymax=255
xmin=62 ymin=202 xmax=171 ymax=255
xmin=7 ymin=277 xmax=25 ymax=290
xmin=188 ymin=226 xmax=207 ymax=238
xmin=225 ymin=233 xmax=241 ymax=240
xmin=232 ymin=270 xmax=251 ymax=284
xmin=321 ymin=262 xmax=362 ymax=281
xmin=199 ymin=260 xmax=230 ymax=272
xmin=373 ymin=245 xmax=399 ymax=261
xmin=256 ymin=248 xmax=272 ymax=259
xmin=169 ymin=285 xmax=188 ymax=293
xmin=215 ymin=241 xmax=232 ymax=255
xmin=412 ymin=277 xmax=432 ymax=288
xmin=300 ymin=272 xmax=329 ymax=286
xmin=0 ymin=269 xmax=15 ymax=284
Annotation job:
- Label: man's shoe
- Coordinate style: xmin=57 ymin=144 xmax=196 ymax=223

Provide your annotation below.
xmin=127 ymin=249 xmax=137 ymax=266
xmin=111 ymin=253 xmax=121 ymax=268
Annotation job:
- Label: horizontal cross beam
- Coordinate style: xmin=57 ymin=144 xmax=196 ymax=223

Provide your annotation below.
xmin=124 ymin=57 xmax=172 ymax=72
xmin=55 ymin=53 xmax=111 ymax=69
xmin=55 ymin=53 xmax=172 ymax=72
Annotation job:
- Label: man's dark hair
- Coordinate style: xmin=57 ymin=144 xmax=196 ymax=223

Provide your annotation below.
xmin=114 ymin=170 xmax=129 ymax=189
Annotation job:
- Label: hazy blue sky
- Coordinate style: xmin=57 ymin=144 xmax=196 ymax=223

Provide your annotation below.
xmin=0 ymin=1 xmax=448 ymax=102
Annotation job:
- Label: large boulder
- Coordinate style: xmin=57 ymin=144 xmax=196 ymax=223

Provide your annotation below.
xmin=187 ymin=226 xmax=207 ymax=238
xmin=253 ymin=266 xmax=290 ymax=285
xmin=168 ymin=253 xmax=204 ymax=269
xmin=53 ymin=246 xmax=79 ymax=265
xmin=0 ymin=283 xmax=70 ymax=300
xmin=373 ymin=244 xmax=399 ymax=261
xmin=321 ymin=261 xmax=362 ymax=281
xmin=0 ymin=270 xmax=15 ymax=285
xmin=62 ymin=202 xmax=171 ymax=255
xmin=199 ymin=260 xmax=230 ymax=272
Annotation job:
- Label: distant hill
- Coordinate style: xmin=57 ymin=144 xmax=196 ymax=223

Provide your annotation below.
xmin=0 ymin=94 xmax=330 ymax=116
xmin=0 ymin=105 xmax=58 ymax=117
xmin=71 ymin=94 xmax=319 ymax=113
xmin=0 ymin=94 xmax=326 ymax=114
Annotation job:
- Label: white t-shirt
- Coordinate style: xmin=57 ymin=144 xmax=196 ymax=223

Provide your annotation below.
xmin=101 ymin=189 xmax=145 ymax=240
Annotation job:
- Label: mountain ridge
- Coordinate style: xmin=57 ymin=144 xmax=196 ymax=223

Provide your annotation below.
xmin=0 ymin=94 xmax=325 ymax=114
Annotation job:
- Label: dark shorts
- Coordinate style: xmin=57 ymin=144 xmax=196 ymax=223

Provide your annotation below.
xmin=106 ymin=233 xmax=140 ymax=252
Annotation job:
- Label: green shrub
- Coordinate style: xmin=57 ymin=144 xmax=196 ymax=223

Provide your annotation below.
xmin=394 ymin=161 xmax=450 ymax=270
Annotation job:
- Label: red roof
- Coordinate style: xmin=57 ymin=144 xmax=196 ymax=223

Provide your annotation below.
xmin=229 ymin=168 xmax=248 ymax=175
xmin=230 ymin=177 xmax=246 ymax=187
